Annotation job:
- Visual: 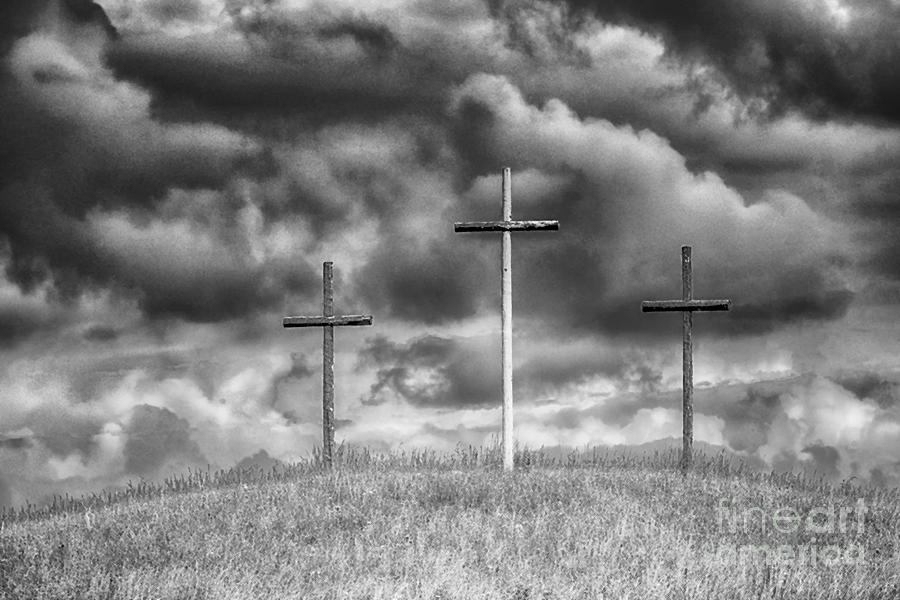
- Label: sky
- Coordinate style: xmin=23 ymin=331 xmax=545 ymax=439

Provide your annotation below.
xmin=2 ymin=0 xmax=900 ymax=506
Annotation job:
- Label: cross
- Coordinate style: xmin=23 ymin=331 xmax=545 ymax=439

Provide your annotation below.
xmin=283 ymin=262 xmax=373 ymax=468
xmin=641 ymin=246 xmax=730 ymax=473
xmin=455 ymin=167 xmax=560 ymax=471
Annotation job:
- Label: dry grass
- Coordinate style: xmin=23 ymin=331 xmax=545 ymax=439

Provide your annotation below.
xmin=1 ymin=446 xmax=899 ymax=599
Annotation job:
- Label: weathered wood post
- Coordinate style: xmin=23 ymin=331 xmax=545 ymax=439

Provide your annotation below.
xmin=455 ymin=168 xmax=559 ymax=471
xmin=283 ymin=262 xmax=373 ymax=467
xmin=641 ymin=246 xmax=731 ymax=473
xmin=501 ymin=169 xmax=513 ymax=474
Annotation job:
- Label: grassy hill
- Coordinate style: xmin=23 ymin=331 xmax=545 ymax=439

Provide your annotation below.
xmin=1 ymin=446 xmax=898 ymax=599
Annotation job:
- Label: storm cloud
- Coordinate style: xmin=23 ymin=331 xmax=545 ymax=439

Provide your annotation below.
xmin=449 ymin=73 xmax=854 ymax=336
xmin=0 ymin=0 xmax=318 ymax=329
xmin=358 ymin=335 xmax=500 ymax=408
xmin=124 ymin=404 xmax=206 ymax=475
xmin=1 ymin=0 xmax=900 ymax=507
xmin=104 ymin=4 xmax=452 ymax=119
xmin=494 ymin=0 xmax=900 ymax=123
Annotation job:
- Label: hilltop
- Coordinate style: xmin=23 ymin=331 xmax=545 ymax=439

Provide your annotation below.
xmin=1 ymin=447 xmax=898 ymax=600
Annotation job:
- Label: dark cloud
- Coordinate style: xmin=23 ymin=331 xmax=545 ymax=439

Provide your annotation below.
xmin=106 ymin=15 xmax=446 ymax=119
xmin=837 ymin=166 xmax=900 ymax=285
xmin=0 ymin=436 xmax=32 ymax=450
xmin=268 ymin=351 xmax=314 ymax=418
xmin=357 ymin=239 xmax=484 ymax=324
xmin=62 ymin=0 xmax=117 ymax=37
xmin=489 ymin=0 xmax=590 ymax=63
xmin=0 ymin=186 xmax=314 ymax=323
xmin=870 ymin=464 xmax=900 ymax=487
xmin=723 ymin=290 xmax=855 ymax=335
xmin=802 ymin=443 xmax=842 ymax=478
xmin=597 ymin=395 xmax=664 ymax=429
xmin=136 ymin=260 xmax=309 ymax=323
xmin=519 ymin=349 xmax=621 ymax=392
xmin=93 ymin=0 xmax=900 ymax=266
xmin=713 ymin=383 xmax=787 ymax=453
xmin=317 ymin=17 xmax=400 ymax=61
xmin=284 ymin=352 xmax=313 ymax=381
xmin=0 ymin=301 xmax=60 ymax=348
xmin=0 ymin=1 xmax=321 ymax=325
xmin=101 ymin=1 xmax=499 ymax=129
xmin=547 ymin=407 xmax=580 ymax=430
xmin=0 ymin=1 xmax=855 ymax=340
xmin=0 ymin=2 xmax=49 ymax=54
xmin=3 ymin=0 xmax=900 ymax=506
xmin=862 ymin=231 xmax=900 ymax=283
xmin=0 ymin=150 xmax=298 ymax=322
xmin=449 ymin=75 xmax=854 ymax=338
xmin=124 ymin=404 xmax=206 ymax=476
xmin=832 ymin=371 xmax=900 ymax=408
xmin=518 ymin=343 xmax=662 ymax=396
xmin=144 ymin=0 xmax=204 ymax=23
xmin=358 ymin=334 xmax=499 ymax=408
xmin=234 ymin=448 xmax=283 ymax=472
xmin=357 ymin=332 xmax=654 ymax=408
xmin=83 ymin=325 xmax=119 ymax=343
xmin=0 ymin=1 xmax=115 ymax=54
xmin=26 ymin=406 xmax=103 ymax=457
xmin=540 ymin=385 xmax=672 ymax=431
xmin=494 ymin=0 xmax=900 ymax=123
xmin=65 ymin=349 xmax=200 ymax=404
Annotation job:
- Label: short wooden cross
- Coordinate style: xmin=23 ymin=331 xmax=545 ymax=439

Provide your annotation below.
xmin=455 ymin=167 xmax=560 ymax=471
xmin=283 ymin=262 xmax=373 ymax=467
xmin=641 ymin=246 xmax=730 ymax=473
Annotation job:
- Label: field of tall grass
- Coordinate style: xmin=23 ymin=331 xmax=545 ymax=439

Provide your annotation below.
xmin=1 ymin=445 xmax=898 ymax=599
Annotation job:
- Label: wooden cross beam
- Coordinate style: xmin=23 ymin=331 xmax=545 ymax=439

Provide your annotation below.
xmin=283 ymin=262 xmax=373 ymax=467
xmin=641 ymin=246 xmax=730 ymax=473
xmin=455 ymin=167 xmax=560 ymax=471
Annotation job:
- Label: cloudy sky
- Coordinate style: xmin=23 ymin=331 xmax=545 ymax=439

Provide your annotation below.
xmin=2 ymin=0 xmax=900 ymax=506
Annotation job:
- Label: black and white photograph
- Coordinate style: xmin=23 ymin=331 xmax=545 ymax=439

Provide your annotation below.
xmin=1 ymin=0 xmax=899 ymax=597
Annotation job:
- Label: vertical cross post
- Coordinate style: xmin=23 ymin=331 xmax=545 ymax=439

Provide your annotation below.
xmin=501 ymin=169 xmax=513 ymax=472
xmin=455 ymin=168 xmax=560 ymax=471
xmin=641 ymin=246 xmax=730 ymax=473
xmin=681 ymin=247 xmax=693 ymax=474
xmin=283 ymin=262 xmax=373 ymax=468
xmin=322 ymin=262 xmax=335 ymax=465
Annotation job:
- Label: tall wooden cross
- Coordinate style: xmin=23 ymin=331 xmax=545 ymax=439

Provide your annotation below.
xmin=455 ymin=167 xmax=560 ymax=471
xmin=283 ymin=262 xmax=372 ymax=467
xmin=641 ymin=246 xmax=730 ymax=473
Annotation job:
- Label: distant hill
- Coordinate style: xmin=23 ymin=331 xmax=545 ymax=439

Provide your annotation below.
xmin=234 ymin=449 xmax=285 ymax=472
xmin=517 ymin=437 xmax=769 ymax=471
